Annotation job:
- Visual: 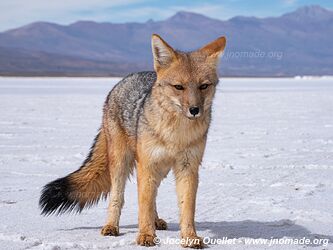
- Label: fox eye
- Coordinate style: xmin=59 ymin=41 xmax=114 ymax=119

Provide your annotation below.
xmin=174 ymin=85 xmax=185 ymax=90
xmin=199 ymin=84 xmax=209 ymax=90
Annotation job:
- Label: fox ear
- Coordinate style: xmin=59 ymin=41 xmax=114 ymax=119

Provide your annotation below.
xmin=199 ymin=36 xmax=226 ymax=58
xmin=151 ymin=34 xmax=177 ymax=71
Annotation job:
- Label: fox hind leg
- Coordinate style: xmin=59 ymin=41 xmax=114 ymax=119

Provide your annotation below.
xmin=101 ymin=128 xmax=134 ymax=236
xmin=154 ymin=212 xmax=168 ymax=230
xmin=154 ymin=190 xmax=167 ymax=230
xmin=101 ymin=157 xmax=130 ymax=237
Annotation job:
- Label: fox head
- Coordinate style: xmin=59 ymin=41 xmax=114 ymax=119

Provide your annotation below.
xmin=151 ymin=34 xmax=226 ymax=120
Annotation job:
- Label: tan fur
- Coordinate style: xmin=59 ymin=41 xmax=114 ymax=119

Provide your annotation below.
xmin=90 ymin=35 xmax=225 ymax=247
xmin=101 ymin=110 xmax=135 ymax=235
xmin=133 ymin=35 xmax=226 ymax=247
xmin=68 ymin=129 xmax=111 ymax=207
xmin=41 ymin=34 xmax=226 ymax=249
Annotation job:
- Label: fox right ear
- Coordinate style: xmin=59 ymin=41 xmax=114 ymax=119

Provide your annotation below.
xmin=199 ymin=36 xmax=226 ymax=59
xmin=151 ymin=34 xmax=177 ymax=72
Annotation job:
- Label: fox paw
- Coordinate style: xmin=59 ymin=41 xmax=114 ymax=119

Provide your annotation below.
xmin=136 ymin=233 xmax=157 ymax=247
xmin=181 ymin=235 xmax=205 ymax=249
xmin=155 ymin=218 xmax=168 ymax=230
xmin=101 ymin=225 xmax=119 ymax=236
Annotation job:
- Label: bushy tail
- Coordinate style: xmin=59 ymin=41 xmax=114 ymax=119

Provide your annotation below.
xmin=39 ymin=129 xmax=110 ymax=215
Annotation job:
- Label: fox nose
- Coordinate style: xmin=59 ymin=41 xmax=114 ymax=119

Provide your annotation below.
xmin=189 ymin=106 xmax=200 ymax=116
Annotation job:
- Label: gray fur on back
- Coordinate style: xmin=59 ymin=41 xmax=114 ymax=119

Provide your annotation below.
xmin=106 ymin=71 xmax=157 ymax=137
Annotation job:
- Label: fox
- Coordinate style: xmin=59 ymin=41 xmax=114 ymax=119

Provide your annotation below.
xmin=39 ymin=34 xmax=226 ymax=248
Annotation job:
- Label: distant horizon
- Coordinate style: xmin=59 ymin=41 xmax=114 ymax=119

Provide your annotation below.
xmin=1 ymin=75 xmax=333 ymax=79
xmin=6 ymin=5 xmax=330 ymax=28
xmin=0 ymin=0 xmax=333 ymax=32
xmin=1 ymin=3 xmax=332 ymax=77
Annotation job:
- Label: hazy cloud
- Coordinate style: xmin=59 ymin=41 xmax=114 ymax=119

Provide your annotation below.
xmin=0 ymin=0 xmax=331 ymax=31
xmin=0 ymin=0 xmax=144 ymax=31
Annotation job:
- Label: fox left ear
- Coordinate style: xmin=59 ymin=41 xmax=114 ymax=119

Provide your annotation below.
xmin=199 ymin=36 xmax=226 ymax=59
xmin=151 ymin=34 xmax=178 ymax=72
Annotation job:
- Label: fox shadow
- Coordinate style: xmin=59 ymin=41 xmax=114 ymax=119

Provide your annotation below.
xmin=64 ymin=219 xmax=332 ymax=246
xmin=166 ymin=220 xmax=332 ymax=247
xmin=194 ymin=220 xmax=332 ymax=246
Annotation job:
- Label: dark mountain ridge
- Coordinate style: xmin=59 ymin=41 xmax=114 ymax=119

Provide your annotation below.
xmin=0 ymin=5 xmax=332 ymax=76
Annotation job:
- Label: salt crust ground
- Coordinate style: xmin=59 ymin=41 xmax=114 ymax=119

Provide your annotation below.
xmin=0 ymin=77 xmax=332 ymax=249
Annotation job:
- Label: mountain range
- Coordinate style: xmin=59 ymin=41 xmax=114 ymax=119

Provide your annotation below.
xmin=0 ymin=5 xmax=332 ymax=77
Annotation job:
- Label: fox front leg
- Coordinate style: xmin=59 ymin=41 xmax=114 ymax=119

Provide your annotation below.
xmin=136 ymin=161 xmax=160 ymax=247
xmin=173 ymin=148 xmax=206 ymax=248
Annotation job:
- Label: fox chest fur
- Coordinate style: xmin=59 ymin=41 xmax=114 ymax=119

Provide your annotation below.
xmin=136 ymin=95 xmax=210 ymax=170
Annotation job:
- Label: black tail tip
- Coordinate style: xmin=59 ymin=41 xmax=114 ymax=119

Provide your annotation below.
xmin=39 ymin=177 xmax=82 ymax=216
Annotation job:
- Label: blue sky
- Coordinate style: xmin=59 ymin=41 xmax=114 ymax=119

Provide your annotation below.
xmin=0 ymin=0 xmax=332 ymax=31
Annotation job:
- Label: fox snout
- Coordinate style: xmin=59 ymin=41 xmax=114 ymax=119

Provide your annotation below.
xmin=187 ymin=106 xmax=201 ymax=119
xmin=184 ymin=88 xmax=204 ymax=119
